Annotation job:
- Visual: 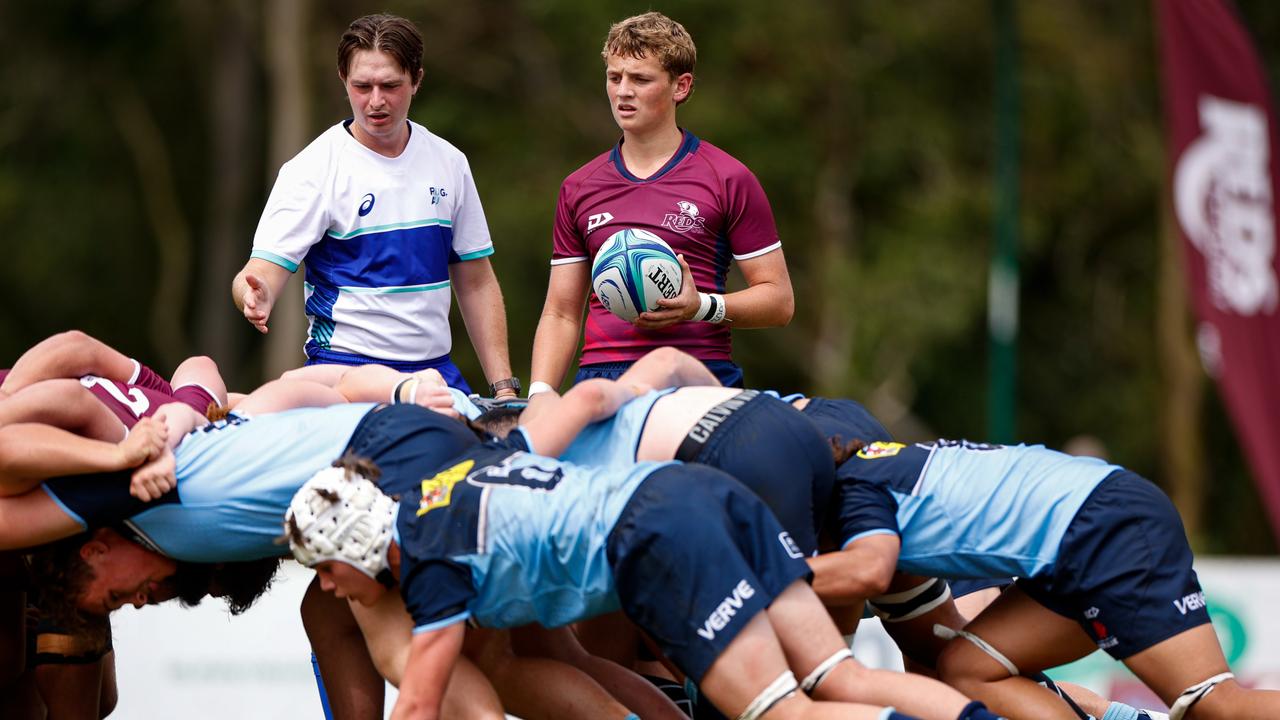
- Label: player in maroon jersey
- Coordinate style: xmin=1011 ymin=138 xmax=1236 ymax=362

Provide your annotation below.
xmin=529 ymin=12 xmax=794 ymax=392
xmin=0 ymin=331 xmax=226 ymax=496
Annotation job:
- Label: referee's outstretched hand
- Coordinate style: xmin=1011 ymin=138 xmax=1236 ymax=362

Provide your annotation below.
xmin=242 ymin=273 xmax=273 ymax=334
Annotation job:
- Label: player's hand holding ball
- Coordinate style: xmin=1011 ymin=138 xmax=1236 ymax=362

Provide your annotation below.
xmin=591 ymin=229 xmax=684 ymax=327
xmin=636 ymin=253 xmax=700 ymax=329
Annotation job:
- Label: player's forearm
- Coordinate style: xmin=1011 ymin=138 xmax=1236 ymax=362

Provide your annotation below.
xmin=2 ymin=331 xmax=134 ymax=394
xmin=617 ymin=347 xmax=718 ymax=390
xmin=721 ymin=279 xmax=795 ymax=328
xmin=454 ymin=273 xmax=514 ymax=385
xmin=529 ymin=314 xmax=582 ymax=391
xmin=230 ymin=270 xmax=251 ymax=313
xmin=807 ymin=550 xmax=892 ymax=604
xmin=0 ymin=424 xmax=134 ymax=484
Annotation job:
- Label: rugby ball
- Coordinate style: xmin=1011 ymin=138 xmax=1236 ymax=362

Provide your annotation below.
xmin=591 ymin=229 xmax=682 ymax=322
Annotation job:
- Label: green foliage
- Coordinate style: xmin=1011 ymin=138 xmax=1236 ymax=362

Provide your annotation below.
xmin=1 ymin=0 xmax=1276 ymax=550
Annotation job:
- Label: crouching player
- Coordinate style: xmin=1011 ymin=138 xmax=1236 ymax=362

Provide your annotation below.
xmin=285 ymin=382 xmax=1004 ymax=720
xmin=813 ymin=438 xmax=1280 ymax=720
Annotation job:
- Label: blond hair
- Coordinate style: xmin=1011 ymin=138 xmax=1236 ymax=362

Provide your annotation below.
xmin=602 ymin=12 xmax=696 ymax=83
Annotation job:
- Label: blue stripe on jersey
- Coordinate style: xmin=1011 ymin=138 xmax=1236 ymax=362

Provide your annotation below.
xmin=337 ymin=281 xmax=450 ymax=294
xmin=250 ymin=249 xmax=300 ymax=272
xmin=41 ymin=485 xmax=87 ymax=529
xmin=713 ymin=230 xmax=731 ymax=292
xmin=303 ymin=280 xmax=338 ymax=349
xmin=306 ymin=223 xmax=454 ymax=289
xmin=413 ymin=611 xmax=471 ymax=635
xmin=327 ymin=218 xmax=453 ymax=240
xmin=455 ymin=247 xmax=494 ymax=262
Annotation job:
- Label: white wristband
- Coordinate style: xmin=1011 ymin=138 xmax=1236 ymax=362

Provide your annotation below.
xmin=706 ymin=293 xmax=727 ymax=324
xmin=528 ymin=381 xmax=556 ymax=396
xmin=696 ymin=292 xmax=714 ymax=321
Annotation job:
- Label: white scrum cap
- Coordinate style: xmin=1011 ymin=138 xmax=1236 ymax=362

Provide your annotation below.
xmin=285 ymin=465 xmax=396 ymax=579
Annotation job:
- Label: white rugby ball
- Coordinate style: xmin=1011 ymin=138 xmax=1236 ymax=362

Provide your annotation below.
xmin=590 ymin=228 xmax=682 ymax=322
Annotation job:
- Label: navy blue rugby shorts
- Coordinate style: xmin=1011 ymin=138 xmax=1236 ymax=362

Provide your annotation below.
xmin=1018 ymin=470 xmax=1209 ymax=659
xmin=606 ymin=465 xmax=812 ymax=683
xmin=678 ymin=392 xmax=833 ymax=556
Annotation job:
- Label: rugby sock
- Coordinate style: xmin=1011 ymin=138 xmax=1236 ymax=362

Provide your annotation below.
xmin=625 ymin=715 xmax=641 ymax=720
xmin=1137 ymin=711 xmax=1169 ymax=720
xmin=1101 ymin=702 xmax=1140 ymax=720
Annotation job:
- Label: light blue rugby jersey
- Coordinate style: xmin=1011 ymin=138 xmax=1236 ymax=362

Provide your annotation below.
xmin=557 ymin=389 xmax=672 ymax=468
xmin=397 ymin=428 xmax=676 ymax=634
xmin=127 ymin=403 xmax=376 ymax=561
xmin=836 ymin=441 xmax=1121 ymax=579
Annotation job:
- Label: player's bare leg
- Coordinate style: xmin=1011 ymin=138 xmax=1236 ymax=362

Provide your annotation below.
xmin=697 ymin=606 xmax=895 ymax=720
xmin=169 ymin=356 xmax=228 ymax=407
xmin=0 ymin=379 xmax=126 ymax=441
xmin=765 ymin=580 xmax=975 ymax=720
xmin=1122 ymin=624 xmax=1280 ymax=720
xmin=510 ymin=624 xmax=686 ymax=719
xmin=467 ymin=626 xmax=638 ymax=719
xmin=301 ymin=577 xmax=384 ymax=720
xmin=936 ymin=585 xmax=1101 ymax=719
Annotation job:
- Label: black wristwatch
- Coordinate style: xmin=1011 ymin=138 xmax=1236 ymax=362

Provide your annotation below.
xmin=489 ymin=377 xmax=521 ymax=396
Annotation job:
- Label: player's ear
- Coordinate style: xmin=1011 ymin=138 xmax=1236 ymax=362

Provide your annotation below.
xmin=80 ymin=539 xmax=109 ymax=561
xmin=412 ymin=68 xmax=424 ymax=95
xmin=672 ymin=72 xmax=693 ymax=102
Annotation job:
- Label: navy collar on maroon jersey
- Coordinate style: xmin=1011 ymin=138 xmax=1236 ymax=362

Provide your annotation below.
xmin=611 ymin=129 xmax=701 ymax=183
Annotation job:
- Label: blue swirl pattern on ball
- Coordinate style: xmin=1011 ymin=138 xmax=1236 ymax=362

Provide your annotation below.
xmin=591 ymin=228 xmax=681 ymax=322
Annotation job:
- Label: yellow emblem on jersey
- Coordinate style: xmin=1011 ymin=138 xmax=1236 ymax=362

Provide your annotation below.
xmin=856 ymin=441 xmax=906 ymax=459
xmin=417 ymin=459 xmax=474 ymax=516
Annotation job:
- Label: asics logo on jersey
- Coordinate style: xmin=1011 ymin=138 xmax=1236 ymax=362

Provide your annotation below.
xmin=586 ymin=212 xmax=614 ymax=234
xmin=661 ymin=199 xmax=708 ymax=235
xmin=696 ymin=579 xmax=755 ymax=640
xmin=358 ymin=193 xmax=376 ymax=216
xmin=429 ymin=186 xmax=449 ymax=205
xmin=1174 ymin=591 xmax=1206 ymax=615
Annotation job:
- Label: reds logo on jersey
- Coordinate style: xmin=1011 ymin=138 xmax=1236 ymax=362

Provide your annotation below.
xmin=661 ymin=200 xmax=708 ymax=235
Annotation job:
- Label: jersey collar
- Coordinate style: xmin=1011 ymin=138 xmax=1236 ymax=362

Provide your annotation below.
xmin=610 ymin=129 xmax=700 ymax=183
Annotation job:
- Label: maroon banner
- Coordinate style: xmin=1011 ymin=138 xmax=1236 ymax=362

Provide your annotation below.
xmin=1159 ymin=0 xmax=1280 ymax=538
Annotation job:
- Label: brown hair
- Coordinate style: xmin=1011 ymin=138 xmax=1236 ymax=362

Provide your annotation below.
xmin=337 ymin=14 xmax=424 ymax=81
xmin=829 ymin=436 xmax=866 ymax=466
xmin=602 ymin=12 xmax=697 ymax=85
xmin=26 ymin=534 xmax=110 ymax=647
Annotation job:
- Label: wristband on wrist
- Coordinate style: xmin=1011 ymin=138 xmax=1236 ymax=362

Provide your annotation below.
xmin=696 ymin=292 xmax=714 ymax=321
xmin=706 ymin=293 xmax=727 ymax=324
xmin=528 ymin=381 xmax=556 ymax=396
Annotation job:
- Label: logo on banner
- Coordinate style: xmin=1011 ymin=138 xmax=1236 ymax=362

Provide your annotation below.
xmin=1174 ymin=95 xmax=1278 ymax=317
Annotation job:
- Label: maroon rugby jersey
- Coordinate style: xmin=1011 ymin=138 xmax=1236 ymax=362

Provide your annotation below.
xmin=552 ymin=132 xmax=781 ymax=364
